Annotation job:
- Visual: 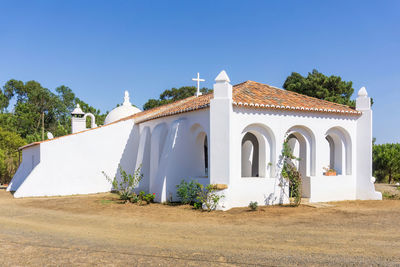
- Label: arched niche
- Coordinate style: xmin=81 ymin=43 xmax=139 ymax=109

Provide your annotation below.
xmin=286 ymin=125 xmax=316 ymax=177
xmin=241 ymin=123 xmax=276 ymax=178
xmin=83 ymin=113 xmax=97 ymax=129
xmin=325 ymin=126 xmax=352 ymax=175
xmin=190 ymin=123 xmax=209 ymax=177
xmin=195 ymin=132 xmax=209 ymax=176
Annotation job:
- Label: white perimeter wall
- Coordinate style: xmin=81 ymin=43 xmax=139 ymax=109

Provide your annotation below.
xmin=9 ymin=119 xmax=135 ymax=198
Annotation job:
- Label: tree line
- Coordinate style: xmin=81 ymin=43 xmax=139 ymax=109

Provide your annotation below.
xmin=0 ymin=70 xmax=398 ymax=185
xmin=0 ymin=80 xmax=108 ymax=184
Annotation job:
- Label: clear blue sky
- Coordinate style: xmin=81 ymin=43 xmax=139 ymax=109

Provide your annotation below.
xmin=0 ymin=0 xmax=399 ymax=144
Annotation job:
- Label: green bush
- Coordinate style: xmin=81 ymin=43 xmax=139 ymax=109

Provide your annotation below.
xmin=249 ymin=201 xmax=258 ymax=211
xmin=103 ymin=165 xmax=143 ymax=203
xmin=138 ymin=191 xmax=155 ymax=204
xmin=193 ymin=202 xmax=202 ymax=209
xmin=176 ymin=179 xmax=201 ymax=204
xmin=196 ymin=184 xmax=224 ymax=212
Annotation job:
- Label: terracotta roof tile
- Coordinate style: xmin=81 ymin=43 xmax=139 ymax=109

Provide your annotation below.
xmin=129 ymin=80 xmax=360 ymax=123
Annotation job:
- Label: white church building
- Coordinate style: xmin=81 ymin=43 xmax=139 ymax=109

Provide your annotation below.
xmin=7 ymin=71 xmax=381 ymax=209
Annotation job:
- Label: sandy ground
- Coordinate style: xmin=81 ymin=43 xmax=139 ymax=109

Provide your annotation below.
xmin=0 ymin=188 xmax=399 ymax=266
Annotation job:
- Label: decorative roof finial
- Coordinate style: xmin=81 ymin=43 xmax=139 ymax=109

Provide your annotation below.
xmin=358 ymin=87 xmax=368 ymax=97
xmin=215 ymin=70 xmax=230 ymax=83
xmin=71 ymin=103 xmax=84 ymax=115
xmin=123 ymin=90 xmax=131 ymax=106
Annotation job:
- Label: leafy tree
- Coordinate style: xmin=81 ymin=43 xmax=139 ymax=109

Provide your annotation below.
xmin=373 ymin=143 xmax=400 ymax=184
xmin=0 ymin=127 xmax=26 ymax=184
xmin=283 ymin=69 xmax=355 ymax=107
xmin=143 ymin=86 xmax=212 ymax=110
xmin=0 ymin=90 xmax=8 ymax=112
xmin=1 ymin=79 xmax=107 ymax=140
xmin=0 ymin=79 xmax=108 ymax=184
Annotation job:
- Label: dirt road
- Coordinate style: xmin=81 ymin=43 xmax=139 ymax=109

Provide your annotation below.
xmin=0 ymin=190 xmax=399 ymax=266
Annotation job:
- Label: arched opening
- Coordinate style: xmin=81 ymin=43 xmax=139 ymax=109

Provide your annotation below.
xmin=190 ymin=123 xmax=209 ymax=178
xmin=85 ymin=116 xmax=92 ymax=128
xmin=287 ymin=133 xmax=307 ymax=179
xmin=241 ymin=124 xmax=276 ymax=178
xmin=285 ymin=126 xmax=316 ymax=198
xmin=241 ymin=132 xmax=259 ymax=177
xmin=325 ymin=127 xmax=352 ymax=175
xmin=286 ymin=125 xmax=316 ymax=177
xmin=83 ymin=113 xmax=97 ymax=129
xmin=204 ymin=135 xmax=208 ymax=176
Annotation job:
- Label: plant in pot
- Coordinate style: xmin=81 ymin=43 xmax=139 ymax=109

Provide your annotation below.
xmin=323 ymin=166 xmax=337 ymax=176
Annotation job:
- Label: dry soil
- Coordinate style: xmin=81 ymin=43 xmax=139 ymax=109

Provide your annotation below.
xmin=0 ymin=188 xmax=399 ymax=266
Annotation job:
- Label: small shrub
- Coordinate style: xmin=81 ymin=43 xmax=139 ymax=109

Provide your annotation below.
xmin=138 ymin=191 xmax=156 ymax=204
xmin=249 ymin=201 xmax=258 ymax=211
xmin=102 ymin=165 xmax=143 ymax=203
xmin=196 ymin=184 xmax=224 ymax=212
xmin=176 ymin=179 xmax=201 ymax=204
xmin=193 ymin=202 xmax=202 ymax=210
xmin=129 ymin=194 xmax=139 ymax=203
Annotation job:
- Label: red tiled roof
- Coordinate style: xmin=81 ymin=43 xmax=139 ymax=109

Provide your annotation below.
xmin=20 ymin=80 xmax=360 ymax=150
xmin=232 ymin=81 xmax=360 ymax=114
xmin=128 ymin=80 xmax=360 ymax=123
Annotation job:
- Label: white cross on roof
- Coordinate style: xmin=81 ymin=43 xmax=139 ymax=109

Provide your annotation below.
xmin=192 ymin=72 xmax=205 ymax=97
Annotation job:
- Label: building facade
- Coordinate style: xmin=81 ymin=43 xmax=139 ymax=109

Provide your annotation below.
xmin=7 ymin=71 xmax=381 ymax=210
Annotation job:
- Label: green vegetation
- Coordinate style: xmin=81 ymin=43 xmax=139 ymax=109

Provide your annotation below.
xmin=196 ymin=184 xmax=225 ymax=212
xmin=103 ymin=165 xmax=143 ymax=203
xmin=176 ymin=179 xmax=202 ymax=205
xmin=373 ymin=143 xmax=400 ymax=184
xmin=175 ymin=180 xmax=225 ymax=211
xmin=249 ymin=201 xmax=258 ymax=211
xmin=281 ymin=140 xmax=302 ymax=206
xmin=143 ymin=86 xmax=212 ymax=110
xmin=0 ymin=79 xmax=109 ymax=184
xmin=283 ymin=69 xmax=355 ymax=107
xmin=0 ymin=128 xmax=26 ymax=185
xmin=382 ymin=191 xmax=400 ymax=200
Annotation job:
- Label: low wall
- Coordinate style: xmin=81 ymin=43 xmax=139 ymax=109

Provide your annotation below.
xmin=309 ymin=175 xmax=356 ymax=203
xmin=11 ymin=119 xmax=135 ymax=198
xmin=223 ymin=177 xmax=289 ymax=210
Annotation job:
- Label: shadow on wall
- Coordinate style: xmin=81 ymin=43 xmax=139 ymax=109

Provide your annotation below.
xmin=113 ymin=125 xmax=141 ymax=189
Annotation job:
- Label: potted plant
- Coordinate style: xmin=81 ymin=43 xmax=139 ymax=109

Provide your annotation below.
xmin=323 ymin=166 xmax=337 ymax=176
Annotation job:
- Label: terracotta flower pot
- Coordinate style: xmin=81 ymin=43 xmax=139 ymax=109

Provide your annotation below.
xmin=324 ymin=171 xmax=337 ymax=176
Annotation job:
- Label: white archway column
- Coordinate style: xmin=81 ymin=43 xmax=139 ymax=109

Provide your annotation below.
xmin=315 ymin=132 xmax=331 ymax=176
xmin=210 ymin=71 xmax=233 ymax=185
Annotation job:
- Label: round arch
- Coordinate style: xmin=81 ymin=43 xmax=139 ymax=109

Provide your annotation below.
xmin=241 ymin=123 xmax=276 ymax=178
xmin=83 ymin=113 xmax=97 ymax=129
xmin=325 ymin=126 xmax=352 ymax=175
xmin=286 ymin=125 xmax=316 ymax=177
xmin=190 ymin=122 xmax=209 ymax=177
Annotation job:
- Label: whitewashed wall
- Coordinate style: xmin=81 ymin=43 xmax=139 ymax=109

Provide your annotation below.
xmin=133 ymin=109 xmax=210 ymax=202
xmin=231 ymin=108 xmax=357 ymax=204
xmin=9 ymin=119 xmax=135 ymax=198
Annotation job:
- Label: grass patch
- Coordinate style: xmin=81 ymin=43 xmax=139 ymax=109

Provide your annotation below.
xmin=100 ymin=199 xmax=113 ymax=205
xmin=382 ymin=191 xmax=400 ymax=200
